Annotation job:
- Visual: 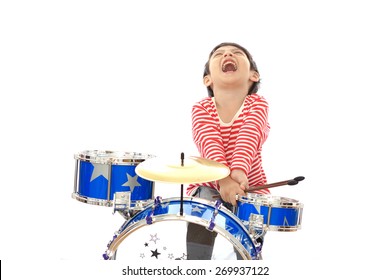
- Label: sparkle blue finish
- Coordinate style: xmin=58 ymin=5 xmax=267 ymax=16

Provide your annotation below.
xmin=119 ymin=198 xmax=259 ymax=259
xmin=236 ymin=199 xmax=300 ymax=228
xmin=78 ymin=161 xmax=154 ymax=201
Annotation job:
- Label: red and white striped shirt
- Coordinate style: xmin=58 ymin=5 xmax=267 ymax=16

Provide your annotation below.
xmin=187 ymin=93 xmax=271 ymax=196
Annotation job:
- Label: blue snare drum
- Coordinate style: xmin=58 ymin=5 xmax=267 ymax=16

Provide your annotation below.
xmin=73 ymin=150 xmax=155 ymax=208
xmin=103 ymin=197 xmax=262 ymax=260
xmin=236 ymin=194 xmax=303 ymax=232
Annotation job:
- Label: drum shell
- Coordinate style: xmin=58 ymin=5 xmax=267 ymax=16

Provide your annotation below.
xmin=73 ymin=150 xmax=155 ymax=206
xmin=236 ymin=194 xmax=303 ymax=232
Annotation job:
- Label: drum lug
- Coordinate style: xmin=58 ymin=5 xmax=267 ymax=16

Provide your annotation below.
xmin=207 ymin=200 xmax=222 ymax=231
xmin=146 ymin=196 xmax=162 ymax=224
xmin=103 ymin=232 xmax=119 ymax=260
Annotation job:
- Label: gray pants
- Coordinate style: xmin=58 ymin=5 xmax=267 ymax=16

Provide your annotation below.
xmin=186 ymin=187 xmax=251 ymax=260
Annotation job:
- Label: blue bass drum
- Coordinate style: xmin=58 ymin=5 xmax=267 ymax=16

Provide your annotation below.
xmin=236 ymin=194 xmax=304 ymax=232
xmin=72 ymin=150 xmax=155 ymax=208
xmin=103 ymin=197 xmax=262 ymax=260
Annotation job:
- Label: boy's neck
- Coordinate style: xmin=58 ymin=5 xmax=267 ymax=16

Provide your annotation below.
xmin=213 ymin=87 xmax=248 ymax=107
xmin=213 ymin=88 xmax=249 ymax=123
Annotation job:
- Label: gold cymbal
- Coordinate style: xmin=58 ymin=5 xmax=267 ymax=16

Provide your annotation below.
xmin=135 ymin=156 xmax=230 ymax=184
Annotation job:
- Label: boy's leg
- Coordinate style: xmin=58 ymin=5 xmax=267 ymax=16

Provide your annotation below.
xmin=186 ymin=187 xmax=219 ymax=260
xmin=186 ymin=222 xmax=218 ymax=260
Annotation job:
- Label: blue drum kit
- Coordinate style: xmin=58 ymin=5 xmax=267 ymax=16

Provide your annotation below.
xmin=72 ymin=150 xmax=304 ymax=260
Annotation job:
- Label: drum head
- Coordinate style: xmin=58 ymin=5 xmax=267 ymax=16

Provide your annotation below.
xmin=104 ymin=197 xmax=260 ymax=260
xmin=112 ymin=220 xmax=243 ymax=260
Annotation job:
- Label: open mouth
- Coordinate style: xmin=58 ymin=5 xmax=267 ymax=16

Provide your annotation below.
xmin=222 ymin=60 xmax=237 ymax=72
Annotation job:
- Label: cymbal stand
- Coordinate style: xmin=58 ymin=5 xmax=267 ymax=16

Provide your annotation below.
xmin=180 ymin=152 xmax=184 ymax=216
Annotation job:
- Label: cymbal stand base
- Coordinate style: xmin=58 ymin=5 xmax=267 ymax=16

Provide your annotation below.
xmin=179 ymin=152 xmax=185 ymax=216
xmin=180 ymin=184 xmax=184 ymax=216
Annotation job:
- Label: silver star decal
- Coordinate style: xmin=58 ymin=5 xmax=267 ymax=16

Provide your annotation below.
xmin=90 ymin=163 xmax=109 ymax=182
xmin=255 ymin=204 xmax=261 ymax=214
xmin=283 ymin=216 xmax=290 ymax=226
xmin=121 ymin=173 xmax=141 ymax=192
xmin=149 ymin=233 xmax=159 ymax=244
xmin=225 ymin=224 xmax=235 ymax=232
xmin=191 ymin=205 xmax=203 ymax=214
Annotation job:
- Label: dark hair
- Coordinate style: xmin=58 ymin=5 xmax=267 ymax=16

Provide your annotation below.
xmin=203 ymin=42 xmax=260 ymax=97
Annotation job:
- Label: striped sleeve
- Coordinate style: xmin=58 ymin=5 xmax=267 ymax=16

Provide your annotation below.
xmin=230 ymin=95 xmax=270 ymax=174
xmin=192 ymin=99 xmax=228 ymax=165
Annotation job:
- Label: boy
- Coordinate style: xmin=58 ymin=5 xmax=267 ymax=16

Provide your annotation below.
xmin=186 ymin=42 xmax=270 ymax=260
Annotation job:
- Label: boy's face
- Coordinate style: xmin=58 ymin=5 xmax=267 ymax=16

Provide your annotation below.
xmin=204 ymin=45 xmax=259 ymax=91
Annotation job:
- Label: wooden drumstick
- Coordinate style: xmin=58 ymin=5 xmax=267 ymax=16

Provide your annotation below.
xmin=246 ymin=176 xmax=305 ymax=193
xmin=246 ymin=180 xmax=296 ymax=192
xmin=211 ymin=176 xmax=305 ymax=198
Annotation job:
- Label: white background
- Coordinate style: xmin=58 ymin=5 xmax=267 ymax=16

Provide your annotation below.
xmin=1 ymin=0 xmax=389 ymax=279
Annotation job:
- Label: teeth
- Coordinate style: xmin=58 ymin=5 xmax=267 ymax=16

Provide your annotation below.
xmin=222 ymin=61 xmax=237 ymax=72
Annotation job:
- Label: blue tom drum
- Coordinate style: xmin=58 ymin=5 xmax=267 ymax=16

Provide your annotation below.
xmin=73 ymin=150 xmax=155 ymax=208
xmin=236 ymin=193 xmax=303 ymax=232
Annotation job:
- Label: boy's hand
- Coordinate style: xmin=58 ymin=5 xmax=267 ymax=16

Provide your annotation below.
xmin=218 ymin=176 xmax=246 ymax=206
xmin=230 ymin=169 xmax=249 ymax=191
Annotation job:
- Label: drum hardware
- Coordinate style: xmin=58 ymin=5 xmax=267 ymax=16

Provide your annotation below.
xmin=106 ymin=162 xmax=113 ymax=205
xmin=248 ymin=213 xmax=265 ymax=239
xmin=112 ymin=191 xmax=131 ymax=219
xmin=248 ymin=213 xmax=264 ymax=254
xmin=113 ymin=192 xmax=130 ymax=211
xmin=145 ymin=196 xmax=163 ymax=225
xmin=73 ymin=157 xmax=79 ymax=195
xmin=180 ymin=152 xmax=184 ymax=216
xmin=207 ymin=200 xmax=222 ymax=231
xmin=112 ymin=192 xmax=156 ymax=220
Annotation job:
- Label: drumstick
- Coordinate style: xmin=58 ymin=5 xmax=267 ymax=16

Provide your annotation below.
xmin=211 ymin=176 xmax=305 ymax=198
xmin=246 ymin=180 xmax=296 ymax=192
xmin=246 ymin=176 xmax=305 ymax=193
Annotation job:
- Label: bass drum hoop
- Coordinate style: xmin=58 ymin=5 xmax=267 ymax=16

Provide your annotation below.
xmin=105 ymin=197 xmax=258 ymax=260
